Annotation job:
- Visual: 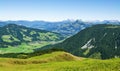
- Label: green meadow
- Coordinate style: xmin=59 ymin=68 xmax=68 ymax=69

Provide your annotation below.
xmin=0 ymin=51 xmax=119 ymax=71
xmin=0 ymin=41 xmax=51 ymax=54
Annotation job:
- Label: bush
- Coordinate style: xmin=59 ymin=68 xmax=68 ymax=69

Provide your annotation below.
xmin=17 ymin=54 xmax=28 ymax=59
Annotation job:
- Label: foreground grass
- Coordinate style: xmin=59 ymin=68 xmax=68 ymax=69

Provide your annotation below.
xmin=0 ymin=51 xmax=120 ymax=71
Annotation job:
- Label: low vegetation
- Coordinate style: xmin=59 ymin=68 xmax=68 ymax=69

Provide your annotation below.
xmin=0 ymin=41 xmax=52 ymax=54
xmin=0 ymin=51 xmax=119 ymax=71
xmin=0 ymin=41 xmax=51 ymax=54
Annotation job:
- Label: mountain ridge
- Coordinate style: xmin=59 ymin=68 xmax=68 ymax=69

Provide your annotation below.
xmin=0 ymin=20 xmax=119 ymax=36
xmin=47 ymin=24 xmax=120 ymax=59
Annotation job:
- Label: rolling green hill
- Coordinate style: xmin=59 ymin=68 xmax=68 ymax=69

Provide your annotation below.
xmin=0 ymin=51 xmax=119 ymax=71
xmin=51 ymin=24 xmax=120 ymax=59
xmin=0 ymin=24 xmax=64 ymax=53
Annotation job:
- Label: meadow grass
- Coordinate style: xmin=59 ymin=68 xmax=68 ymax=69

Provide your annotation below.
xmin=0 ymin=51 xmax=119 ymax=71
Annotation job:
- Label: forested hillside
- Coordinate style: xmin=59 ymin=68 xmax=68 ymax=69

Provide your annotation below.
xmin=51 ymin=24 xmax=120 ymax=59
xmin=0 ymin=24 xmax=63 ymax=48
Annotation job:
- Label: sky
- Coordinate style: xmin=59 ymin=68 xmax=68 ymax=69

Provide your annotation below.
xmin=0 ymin=0 xmax=120 ymax=21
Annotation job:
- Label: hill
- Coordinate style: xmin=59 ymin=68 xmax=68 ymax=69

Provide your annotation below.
xmin=50 ymin=24 xmax=120 ymax=59
xmin=0 ymin=22 xmax=8 ymax=27
xmin=0 ymin=24 xmax=63 ymax=48
xmin=0 ymin=24 xmax=64 ymax=54
xmin=0 ymin=51 xmax=119 ymax=71
xmin=4 ymin=51 xmax=80 ymax=64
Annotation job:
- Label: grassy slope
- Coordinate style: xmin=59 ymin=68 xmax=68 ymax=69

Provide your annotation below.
xmin=0 ymin=51 xmax=120 ymax=71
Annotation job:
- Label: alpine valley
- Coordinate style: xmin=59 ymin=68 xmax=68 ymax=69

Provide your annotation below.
xmin=0 ymin=20 xmax=120 ymax=71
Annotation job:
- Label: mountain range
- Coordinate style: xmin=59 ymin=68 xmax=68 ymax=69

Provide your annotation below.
xmin=1 ymin=20 xmax=119 ymax=37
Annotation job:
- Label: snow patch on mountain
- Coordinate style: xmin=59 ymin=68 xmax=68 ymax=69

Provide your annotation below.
xmin=81 ymin=39 xmax=94 ymax=49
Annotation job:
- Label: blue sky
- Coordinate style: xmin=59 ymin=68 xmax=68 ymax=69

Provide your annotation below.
xmin=0 ymin=0 xmax=120 ymax=21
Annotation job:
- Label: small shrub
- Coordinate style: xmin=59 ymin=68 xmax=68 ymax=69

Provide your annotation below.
xmin=17 ymin=54 xmax=28 ymax=59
